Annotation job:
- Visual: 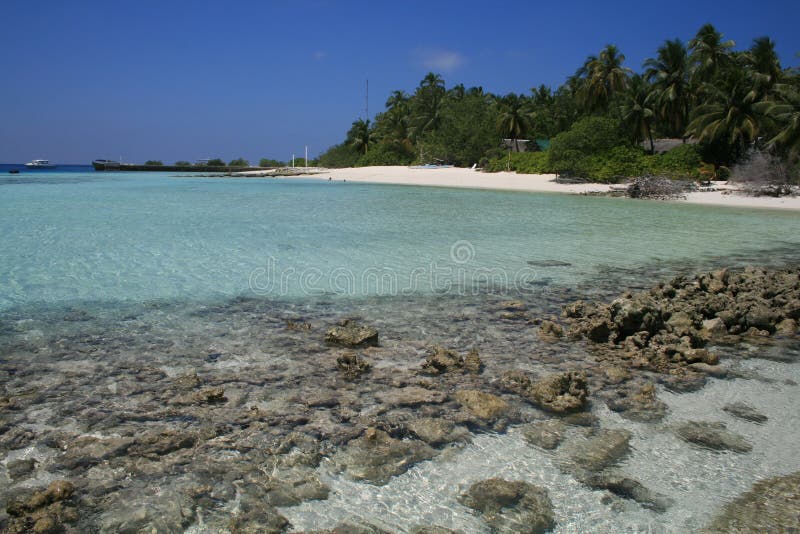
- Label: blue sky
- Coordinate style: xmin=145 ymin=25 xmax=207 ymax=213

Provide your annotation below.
xmin=1 ymin=0 xmax=798 ymax=164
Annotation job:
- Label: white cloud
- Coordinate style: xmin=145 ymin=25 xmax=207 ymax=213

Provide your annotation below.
xmin=414 ymin=48 xmax=465 ymax=72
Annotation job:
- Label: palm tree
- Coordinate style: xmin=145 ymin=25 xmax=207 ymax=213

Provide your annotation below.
xmin=686 ymin=69 xmax=762 ymax=161
xmin=497 ymin=94 xmax=530 ymax=152
xmin=689 ymin=23 xmax=735 ymax=83
xmin=743 ymin=37 xmax=782 ymax=99
xmin=448 ymin=83 xmax=466 ymax=100
xmin=385 ymin=90 xmax=409 ymax=113
xmin=576 ymin=45 xmax=631 ymax=113
xmin=412 ymin=72 xmax=446 ymax=139
xmin=757 ymin=84 xmax=800 ymax=161
xmin=347 ymin=119 xmax=373 ymax=155
xmin=644 ymin=39 xmax=692 ymax=137
xmin=621 ymin=75 xmax=656 ymax=152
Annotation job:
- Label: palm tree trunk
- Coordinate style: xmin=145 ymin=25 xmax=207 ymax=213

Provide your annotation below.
xmin=646 ymin=123 xmax=654 ymax=154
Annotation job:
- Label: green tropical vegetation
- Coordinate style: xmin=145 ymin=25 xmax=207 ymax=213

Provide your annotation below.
xmin=144 ymin=160 xmax=163 ymax=166
xmin=259 ymin=158 xmax=285 ymax=167
xmin=317 ymin=24 xmax=800 ymax=182
xmin=206 ymin=158 xmax=226 ymax=167
xmin=174 ymin=161 xmax=191 ymax=166
xmin=228 ymin=158 xmax=249 ymax=167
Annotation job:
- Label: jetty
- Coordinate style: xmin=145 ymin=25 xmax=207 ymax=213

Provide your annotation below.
xmin=91 ymin=161 xmax=273 ymax=173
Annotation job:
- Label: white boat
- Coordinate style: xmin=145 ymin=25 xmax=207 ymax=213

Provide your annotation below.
xmin=24 ymin=159 xmax=57 ymax=168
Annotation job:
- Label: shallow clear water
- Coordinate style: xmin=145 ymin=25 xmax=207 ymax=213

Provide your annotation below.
xmin=282 ymin=357 xmax=800 ymax=533
xmin=2 ymin=171 xmax=800 ymax=310
xmin=1 ymin=170 xmax=800 ymax=532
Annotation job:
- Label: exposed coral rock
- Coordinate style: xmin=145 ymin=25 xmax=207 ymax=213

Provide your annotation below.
xmin=455 ymin=390 xmax=510 ymax=421
xmin=336 ymin=351 xmax=371 ymax=379
xmin=421 ymin=346 xmax=482 ymax=375
xmin=325 ymin=319 xmax=379 ymax=347
xmin=527 ymin=371 xmax=589 ymax=413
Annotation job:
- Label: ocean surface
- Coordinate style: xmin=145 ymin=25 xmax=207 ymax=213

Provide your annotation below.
xmin=1 ymin=168 xmax=799 ymax=532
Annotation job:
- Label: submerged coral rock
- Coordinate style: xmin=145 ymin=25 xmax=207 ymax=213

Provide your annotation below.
xmin=528 ymin=371 xmax=589 ymax=413
xmin=463 ymin=349 xmax=484 ymax=374
xmin=455 ymin=390 xmax=510 ymax=421
xmin=606 ymin=383 xmax=668 ymax=422
xmin=674 ymin=421 xmax=752 ymax=453
xmin=127 ymin=430 xmax=197 ymax=458
xmin=407 ymin=418 xmax=468 ymax=446
xmin=5 ymin=479 xmax=79 ymax=534
xmin=325 ymin=319 xmax=379 ymax=347
xmin=336 ymin=351 xmax=371 ymax=379
xmin=565 ymin=429 xmax=633 ymax=473
xmin=376 ymin=386 xmax=447 ymax=407
xmin=419 ymin=346 xmax=483 ymax=375
xmin=331 ymin=428 xmax=436 ymax=485
xmin=459 ymin=478 xmax=556 ymax=533
xmin=500 ymin=370 xmax=532 ymax=395
xmin=228 ymin=507 xmax=289 ymax=534
xmin=538 ymin=320 xmax=564 ymax=341
xmin=705 ymin=471 xmax=800 ymax=532
xmin=722 ymin=402 xmax=768 ymax=423
xmin=99 ymin=490 xmax=196 ymax=533
xmin=522 ymin=420 xmax=567 ymax=450
xmin=584 ymin=472 xmax=673 ymax=513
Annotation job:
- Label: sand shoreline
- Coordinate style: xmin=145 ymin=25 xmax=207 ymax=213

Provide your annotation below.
xmin=236 ymin=166 xmax=800 ymax=210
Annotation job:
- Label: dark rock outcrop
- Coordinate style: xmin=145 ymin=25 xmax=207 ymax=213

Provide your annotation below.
xmin=564 ymin=266 xmax=800 ymax=375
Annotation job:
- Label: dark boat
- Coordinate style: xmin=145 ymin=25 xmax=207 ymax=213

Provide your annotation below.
xmin=9 ymin=169 xmax=20 ymax=174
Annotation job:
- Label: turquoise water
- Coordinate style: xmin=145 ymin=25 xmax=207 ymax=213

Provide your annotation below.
xmin=2 ymin=170 xmax=800 ymax=533
xmin=1 ymin=171 xmax=799 ymax=311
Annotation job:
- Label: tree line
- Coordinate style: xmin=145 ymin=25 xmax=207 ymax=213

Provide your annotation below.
xmin=318 ymin=24 xmax=799 ymax=181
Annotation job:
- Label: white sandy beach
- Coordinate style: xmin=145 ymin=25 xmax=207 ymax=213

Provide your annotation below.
xmin=237 ymin=166 xmax=800 ymax=210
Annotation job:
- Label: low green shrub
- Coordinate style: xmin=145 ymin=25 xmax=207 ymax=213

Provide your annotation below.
xmin=484 ymin=151 xmax=551 ymax=173
xmin=355 ymin=143 xmax=414 ymax=167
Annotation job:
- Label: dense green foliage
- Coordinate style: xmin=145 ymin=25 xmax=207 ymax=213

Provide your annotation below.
xmin=206 ymin=158 xmax=226 ymax=167
xmin=485 ymin=138 xmax=704 ymax=181
xmin=174 ymin=161 xmax=191 ymax=166
xmin=228 ymin=158 xmax=249 ymax=167
xmin=318 ymin=24 xmax=800 ymax=180
xmin=484 ymin=152 xmax=550 ymax=173
xmin=259 ymin=158 xmax=285 ymax=167
xmin=317 ymin=143 xmax=361 ymax=168
xmin=144 ymin=160 xmax=163 ymax=166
